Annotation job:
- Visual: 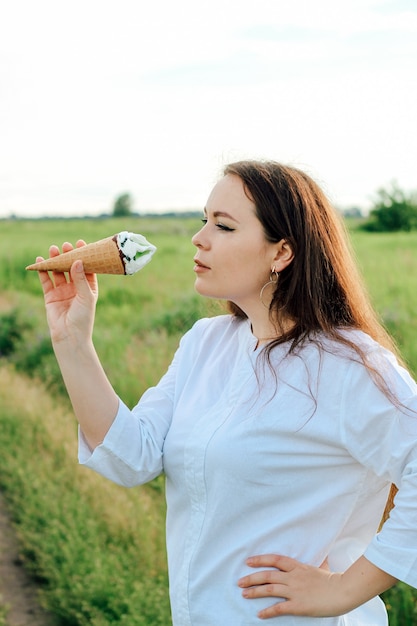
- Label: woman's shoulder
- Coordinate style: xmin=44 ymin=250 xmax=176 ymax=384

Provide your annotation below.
xmin=298 ymin=329 xmax=399 ymax=380
xmin=318 ymin=328 xmax=391 ymax=359
xmin=318 ymin=329 xmax=417 ymax=395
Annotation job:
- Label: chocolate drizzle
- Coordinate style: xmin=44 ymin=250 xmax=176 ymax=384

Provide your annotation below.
xmin=112 ymin=234 xmax=127 ymax=275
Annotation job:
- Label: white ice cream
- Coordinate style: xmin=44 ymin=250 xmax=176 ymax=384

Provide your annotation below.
xmin=116 ymin=231 xmax=157 ymax=275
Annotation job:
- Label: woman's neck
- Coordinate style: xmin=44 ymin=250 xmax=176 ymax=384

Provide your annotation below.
xmin=250 ymin=318 xmax=283 ymax=346
xmin=248 ymin=310 xmax=294 ymax=349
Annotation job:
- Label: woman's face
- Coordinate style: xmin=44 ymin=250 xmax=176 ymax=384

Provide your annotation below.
xmin=192 ymin=174 xmax=279 ymax=309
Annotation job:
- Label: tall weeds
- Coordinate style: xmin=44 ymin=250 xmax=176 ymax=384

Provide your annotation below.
xmin=0 ymin=366 xmax=170 ymax=625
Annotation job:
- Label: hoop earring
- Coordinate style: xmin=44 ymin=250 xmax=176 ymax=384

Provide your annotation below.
xmin=259 ymin=267 xmax=279 ymax=308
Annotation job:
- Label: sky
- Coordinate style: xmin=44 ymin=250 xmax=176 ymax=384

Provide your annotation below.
xmin=0 ymin=0 xmax=416 ymax=218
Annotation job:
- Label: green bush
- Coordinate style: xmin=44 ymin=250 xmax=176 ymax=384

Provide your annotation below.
xmin=151 ymin=294 xmax=205 ymax=335
xmin=382 ymin=583 xmax=417 ymax=626
xmin=0 ymin=306 xmax=65 ymax=394
xmin=362 ymin=182 xmax=417 ymax=232
xmin=0 ymin=309 xmax=31 ymax=357
xmin=14 ymin=334 xmax=66 ymax=395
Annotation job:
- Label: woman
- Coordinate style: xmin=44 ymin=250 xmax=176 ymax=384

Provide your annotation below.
xmin=37 ymin=160 xmax=417 ymax=625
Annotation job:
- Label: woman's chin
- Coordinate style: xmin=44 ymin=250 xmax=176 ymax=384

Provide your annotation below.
xmin=194 ymin=283 xmax=220 ymax=300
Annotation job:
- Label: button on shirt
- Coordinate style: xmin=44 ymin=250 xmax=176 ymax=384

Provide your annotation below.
xmin=79 ymin=315 xmax=417 ymax=625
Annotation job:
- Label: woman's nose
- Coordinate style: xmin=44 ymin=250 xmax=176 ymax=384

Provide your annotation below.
xmin=192 ymin=225 xmax=208 ymax=248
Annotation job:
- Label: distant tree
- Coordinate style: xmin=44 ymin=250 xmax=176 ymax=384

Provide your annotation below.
xmin=342 ymin=207 xmax=363 ymax=219
xmin=113 ymin=193 xmax=133 ymax=217
xmin=362 ymin=182 xmax=417 ymax=232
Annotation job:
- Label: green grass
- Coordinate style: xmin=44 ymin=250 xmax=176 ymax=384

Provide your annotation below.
xmin=0 ymin=602 xmax=8 ymax=626
xmin=0 ymin=217 xmax=417 ymax=624
xmin=0 ymin=366 xmax=170 ymax=625
xmin=351 ymin=230 xmax=417 ymax=375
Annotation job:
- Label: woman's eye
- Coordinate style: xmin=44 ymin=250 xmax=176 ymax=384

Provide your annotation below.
xmin=200 ymin=218 xmax=234 ymax=232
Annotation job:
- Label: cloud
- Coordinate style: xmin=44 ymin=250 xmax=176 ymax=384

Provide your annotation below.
xmin=0 ymin=0 xmax=416 ymax=216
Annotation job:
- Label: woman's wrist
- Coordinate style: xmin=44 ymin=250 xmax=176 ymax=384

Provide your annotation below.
xmin=338 ymin=556 xmax=397 ymax=612
xmin=52 ymin=333 xmax=96 ymax=367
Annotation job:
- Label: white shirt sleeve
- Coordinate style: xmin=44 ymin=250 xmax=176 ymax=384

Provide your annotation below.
xmin=340 ymin=351 xmax=417 ymax=587
xmin=77 ymin=334 xmax=183 ymax=486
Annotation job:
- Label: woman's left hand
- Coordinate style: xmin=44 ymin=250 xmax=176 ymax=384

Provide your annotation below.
xmin=238 ymin=554 xmax=349 ymax=620
xmin=238 ymin=552 xmax=397 ymax=619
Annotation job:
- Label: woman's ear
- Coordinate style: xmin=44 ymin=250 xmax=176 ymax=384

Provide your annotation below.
xmin=273 ymin=239 xmax=294 ymax=271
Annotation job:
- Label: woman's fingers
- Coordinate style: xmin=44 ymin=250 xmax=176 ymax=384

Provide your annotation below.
xmin=37 ymin=256 xmax=55 ymax=295
xmin=48 ymin=240 xmax=96 ymax=300
xmin=238 ymin=560 xmax=291 ymax=620
xmin=238 ymin=554 xmax=293 ymax=616
xmin=46 ymin=240 xmax=88 ymax=286
xmin=49 ymin=244 xmax=69 ymax=286
xmin=246 ymin=554 xmax=298 ymax=570
xmin=239 ymin=554 xmax=297 ymax=588
xmin=257 ymin=599 xmax=295 ymax=619
xmin=238 ymin=553 xmax=344 ymax=619
xmin=239 ymin=569 xmax=286 ymax=590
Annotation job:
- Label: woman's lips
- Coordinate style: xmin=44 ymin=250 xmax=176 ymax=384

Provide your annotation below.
xmin=193 ymin=258 xmax=210 ymax=272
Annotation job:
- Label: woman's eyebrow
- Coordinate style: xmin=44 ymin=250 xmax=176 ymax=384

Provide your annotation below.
xmin=203 ymin=208 xmax=240 ymax=223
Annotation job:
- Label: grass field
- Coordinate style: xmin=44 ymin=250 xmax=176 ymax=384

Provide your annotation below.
xmin=0 ymin=215 xmax=417 ymax=625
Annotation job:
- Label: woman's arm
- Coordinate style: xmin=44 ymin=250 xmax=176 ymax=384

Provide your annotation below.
xmin=38 ymin=242 xmax=119 ymax=449
xmin=238 ymin=553 xmax=397 ymax=619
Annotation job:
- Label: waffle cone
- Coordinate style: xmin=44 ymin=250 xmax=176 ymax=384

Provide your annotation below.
xmin=26 ymin=236 xmax=125 ymax=274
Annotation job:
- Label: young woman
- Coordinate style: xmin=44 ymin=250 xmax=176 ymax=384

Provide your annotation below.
xmin=36 ymin=161 xmax=417 ymax=625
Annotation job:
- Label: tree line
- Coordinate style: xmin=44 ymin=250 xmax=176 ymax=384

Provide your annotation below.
xmin=112 ymin=183 xmax=417 ymax=233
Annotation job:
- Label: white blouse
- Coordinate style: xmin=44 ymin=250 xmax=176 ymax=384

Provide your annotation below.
xmin=79 ymin=315 xmax=417 ymax=626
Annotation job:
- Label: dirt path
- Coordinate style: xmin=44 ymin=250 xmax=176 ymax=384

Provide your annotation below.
xmin=0 ymin=492 xmax=59 ymax=626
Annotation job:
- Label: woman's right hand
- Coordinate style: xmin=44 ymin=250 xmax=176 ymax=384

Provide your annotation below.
xmin=37 ymin=240 xmax=98 ymax=346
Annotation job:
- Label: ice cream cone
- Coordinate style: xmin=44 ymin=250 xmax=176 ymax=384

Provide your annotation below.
xmin=26 ymin=235 xmax=125 ymax=274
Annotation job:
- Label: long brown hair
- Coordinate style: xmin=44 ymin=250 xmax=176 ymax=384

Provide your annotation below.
xmin=224 ymin=160 xmax=401 ymax=521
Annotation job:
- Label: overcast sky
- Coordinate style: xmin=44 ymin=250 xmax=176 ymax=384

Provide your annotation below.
xmin=0 ymin=0 xmax=416 ymax=217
